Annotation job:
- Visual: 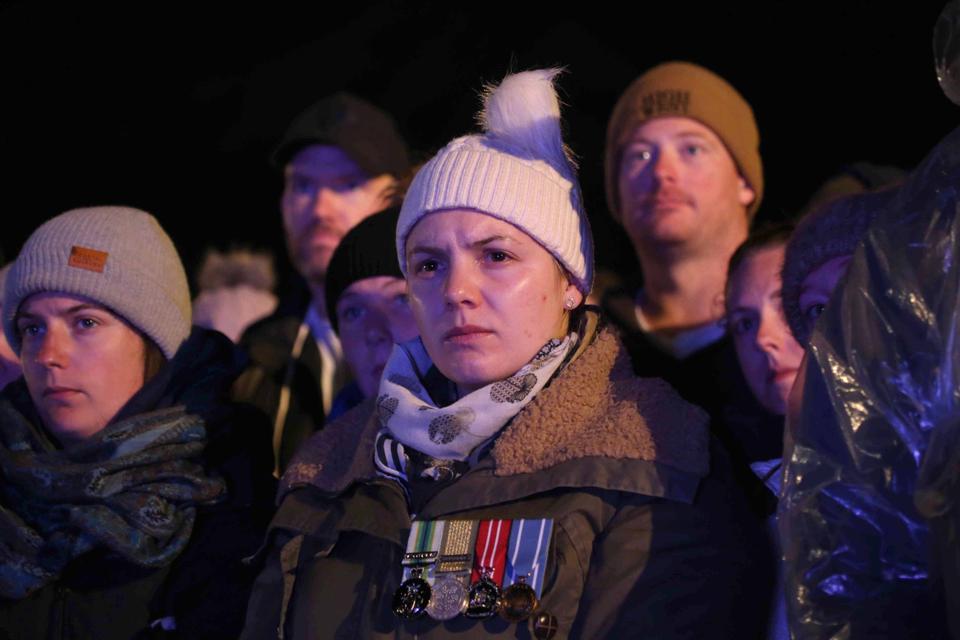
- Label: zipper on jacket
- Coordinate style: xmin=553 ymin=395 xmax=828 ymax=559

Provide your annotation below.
xmin=53 ymin=585 xmax=68 ymax=640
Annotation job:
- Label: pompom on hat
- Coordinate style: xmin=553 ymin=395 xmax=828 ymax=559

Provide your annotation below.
xmin=396 ymin=68 xmax=594 ymax=295
xmin=4 ymin=206 xmax=192 ymax=359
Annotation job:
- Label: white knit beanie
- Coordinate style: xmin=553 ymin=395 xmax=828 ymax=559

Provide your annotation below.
xmin=396 ymin=68 xmax=594 ymax=295
xmin=4 ymin=206 xmax=192 ymax=359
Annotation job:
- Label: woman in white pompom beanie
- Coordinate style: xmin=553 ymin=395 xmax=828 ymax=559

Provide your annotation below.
xmin=243 ymin=70 xmax=773 ymax=640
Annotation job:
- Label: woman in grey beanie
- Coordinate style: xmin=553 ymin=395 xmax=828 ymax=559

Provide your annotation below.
xmin=243 ymin=69 xmax=773 ymax=640
xmin=0 ymin=206 xmax=274 ymax=639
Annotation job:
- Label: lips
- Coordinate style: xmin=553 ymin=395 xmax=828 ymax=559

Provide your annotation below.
xmin=43 ymin=386 xmax=82 ymax=401
xmin=770 ymin=368 xmax=797 ymax=386
xmin=443 ymin=325 xmax=495 ymax=344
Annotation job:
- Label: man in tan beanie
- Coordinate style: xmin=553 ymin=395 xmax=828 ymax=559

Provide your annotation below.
xmin=603 ymin=61 xmax=780 ymax=520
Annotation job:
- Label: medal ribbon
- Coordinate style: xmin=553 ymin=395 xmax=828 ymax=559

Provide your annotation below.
xmin=470 ymin=519 xmax=511 ymax=586
xmin=401 ymin=520 xmax=446 ymax=582
xmin=436 ymin=520 xmax=478 ymax=575
xmin=504 ymin=519 xmax=553 ymax=597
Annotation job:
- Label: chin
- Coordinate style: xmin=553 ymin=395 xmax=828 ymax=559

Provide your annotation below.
xmin=299 ymin=260 xmax=331 ymax=287
xmin=438 ymin=362 xmax=502 ymax=392
xmin=763 ymin=394 xmax=787 ymax=417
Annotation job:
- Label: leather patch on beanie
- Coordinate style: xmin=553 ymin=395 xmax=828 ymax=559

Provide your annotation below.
xmin=641 ymin=90 xmax=690 ymax=118
xmin=68 ymin=246 xmax=108 ymax=273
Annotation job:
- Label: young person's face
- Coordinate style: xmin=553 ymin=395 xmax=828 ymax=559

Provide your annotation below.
xmin=17 ymin=292 xmax=146 ymax=444
xmin=726 ymin=244 xmax=804 ymax=414
xmin=336 ymin=276 xmax=419 ymax=398
xmin=405 ymin=209 xmax=581 ymax=395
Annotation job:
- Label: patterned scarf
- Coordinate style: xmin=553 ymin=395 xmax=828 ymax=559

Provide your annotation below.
xmin=0 ymin=396 xmax=225 ymax=599
xmin=373 ymin=334 xmax=575 ymax=484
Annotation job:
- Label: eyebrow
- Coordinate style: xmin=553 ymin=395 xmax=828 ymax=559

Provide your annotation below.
xmin=17 ymin=303 xmax=104 ymax=320
xmin=407 ymin=234 xmax=512 ymax=256
xmin=628 ymin=130 xmax=713 ymax=145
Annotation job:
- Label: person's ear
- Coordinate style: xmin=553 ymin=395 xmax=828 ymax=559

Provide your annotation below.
xmin=562 ymin=282 xmax=584 ymax=310
xmin=738 ymin=176 xmax=756 ymax=208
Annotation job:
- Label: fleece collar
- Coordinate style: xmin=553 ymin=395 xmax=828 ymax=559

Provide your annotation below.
xmin=280 ymin=315 xmax=709 ymax=501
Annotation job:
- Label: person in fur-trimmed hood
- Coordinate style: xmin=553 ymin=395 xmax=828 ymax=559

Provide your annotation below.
xmin=241 ymin=69 xmax=774 ymax=640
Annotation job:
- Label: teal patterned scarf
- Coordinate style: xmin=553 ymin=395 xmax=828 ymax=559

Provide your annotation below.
xmin=0 ymin=396 xmax=225 ymax=599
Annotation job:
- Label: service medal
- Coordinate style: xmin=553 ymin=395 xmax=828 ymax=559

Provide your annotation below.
xmin=425 ymin=576 xmax=468 ymax=621
xmin=499 ymin=575 xmax=539 ymax=623
xmin=392 ymin=568 xmax=432 ymax=619
xmin=465 ymin=573 xmax=502 ymax=618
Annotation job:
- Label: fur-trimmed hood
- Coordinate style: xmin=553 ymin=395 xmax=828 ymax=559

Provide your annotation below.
xmin=281 ymin=317 xmax=709 ymax=500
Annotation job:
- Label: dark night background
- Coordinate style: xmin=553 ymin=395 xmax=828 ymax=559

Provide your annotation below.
xmin=1 ymin=2 xmax=955 ymax=293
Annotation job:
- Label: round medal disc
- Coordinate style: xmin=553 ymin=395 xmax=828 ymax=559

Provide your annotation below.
xmin=499 ymin=580 xmax=538 ymax=623
xmin=465 ymin=576 xmax=502 ymax=619
xmin=392 ymin=576 xmax=432 ymax=619
xmin=425 ymin=576 xmax=468 ymax=621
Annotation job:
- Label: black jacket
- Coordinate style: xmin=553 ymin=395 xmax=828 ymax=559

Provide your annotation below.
xmin=234 ymin=310 xmax=328 ymax=475
xmin=602 ymin=287 xmax=783 ymax=516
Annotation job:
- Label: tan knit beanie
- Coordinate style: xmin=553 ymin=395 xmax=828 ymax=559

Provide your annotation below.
xmin=605 ymin=61 xmax=763 ymax=221
xmin=397 ymin=68 xmax=594 ymax=295
xmin=4 ymin=206 xmax=192 ymax=359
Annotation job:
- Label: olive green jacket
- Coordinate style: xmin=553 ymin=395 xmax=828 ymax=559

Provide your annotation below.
xmin=241 ymin=320 xmax=775 ymax=639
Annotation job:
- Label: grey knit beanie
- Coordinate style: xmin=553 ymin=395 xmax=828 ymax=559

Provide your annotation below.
xmin=397 ymin=69 xmax=594 ymax=295
xmin=781 ymin=188 xmax=896 ymax=344
xmin=4 ymin=206 xmax=192 ymax=359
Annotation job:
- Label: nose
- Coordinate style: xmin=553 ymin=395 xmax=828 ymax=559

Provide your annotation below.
xmin=442 ymin=260 xmax=479 ymax=309
xmin=652 ymin=147 xmax=678 ymax=184
xmin=34 ymin=326 xmax=68 ymax=369
xmin=362 ymin=311 xmax=393 ymax=348
xmin=756 ymin=310 xmax=786 ymax=358
xmin=311 ymin=186 xmax=341 ymax=221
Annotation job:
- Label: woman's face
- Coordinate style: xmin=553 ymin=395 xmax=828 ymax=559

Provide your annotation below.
xmin=405 ymin=209 xmax=582 ymax=395
xmin=336 ymin=276 xmax=419 ymax=398
xmin=17 ymin=292 xmax=146 ymax=444
xmin=726 ymin=244 xmax=804 ymax=415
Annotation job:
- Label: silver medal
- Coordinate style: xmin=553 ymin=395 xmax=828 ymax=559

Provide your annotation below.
xmin=425 ymin=575 xmax=468 ymax=621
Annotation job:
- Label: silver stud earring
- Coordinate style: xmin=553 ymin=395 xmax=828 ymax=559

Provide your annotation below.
xmin=564 ymin=297 xmax=575 ymax=309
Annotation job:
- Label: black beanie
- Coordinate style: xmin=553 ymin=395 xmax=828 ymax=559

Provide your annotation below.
xmin=325 ymin=207 xmax=403 ymax=333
